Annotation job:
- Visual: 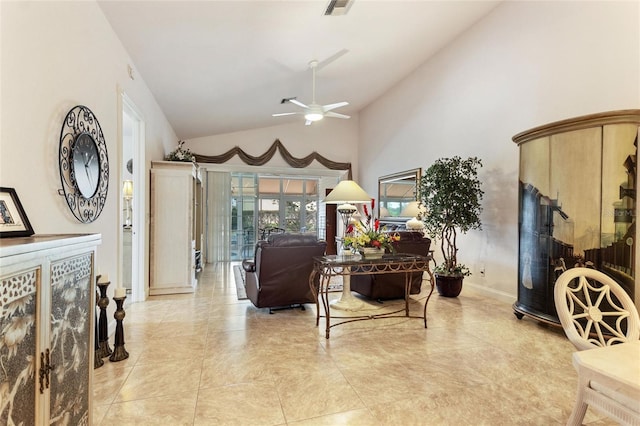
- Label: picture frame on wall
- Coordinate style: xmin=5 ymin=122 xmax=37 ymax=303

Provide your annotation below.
xmin=0 ymin=187 xmax=34 ymax=238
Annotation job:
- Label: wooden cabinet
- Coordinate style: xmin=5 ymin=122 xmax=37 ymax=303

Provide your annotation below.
xmin=150 ymin=161 xmax=200 ymax=295
xmin=0 ymin=233 xmax=101 ymax=425
xmin=513 ymin=110 xmax=639 ymax=324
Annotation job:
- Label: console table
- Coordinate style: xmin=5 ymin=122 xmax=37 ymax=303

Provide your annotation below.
xmin=309 ymin=254 xmax=434 ymax=338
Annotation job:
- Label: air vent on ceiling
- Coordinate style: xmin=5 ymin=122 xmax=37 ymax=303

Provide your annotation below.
xmin=324 ymin=0 xmax=354 ymax=16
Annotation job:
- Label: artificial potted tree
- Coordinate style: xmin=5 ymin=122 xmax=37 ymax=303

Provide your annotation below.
xmin=418 ymin=156 xmax=484 ymax=297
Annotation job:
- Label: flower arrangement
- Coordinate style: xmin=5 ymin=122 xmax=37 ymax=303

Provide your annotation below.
xmin=343 ymin=199 xmax=400 ymax=253
xmin=165 ymin=140 xmax=195 ymax=162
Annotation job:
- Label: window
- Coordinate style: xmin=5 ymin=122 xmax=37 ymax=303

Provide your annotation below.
xmin=230 ymin=174 xmax=320 ymax=260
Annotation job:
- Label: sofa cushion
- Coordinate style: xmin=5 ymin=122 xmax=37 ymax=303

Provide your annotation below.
xmin=243 ymin=233 xmax=327 ymax=309
xmin=350 ymin=232 xmax=431 ymax=300
xmin=267 ymin=233 xmax=320 ymax=247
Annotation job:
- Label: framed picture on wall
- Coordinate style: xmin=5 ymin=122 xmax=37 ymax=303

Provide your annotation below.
xmin=0 ymin=187 xmax=34 ymax=238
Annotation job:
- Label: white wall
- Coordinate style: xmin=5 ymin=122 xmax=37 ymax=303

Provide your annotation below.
xmin=358 ymin=1 xmax=639 ymax=302
xmin=0 ymin=1 xmax=177 ymax=298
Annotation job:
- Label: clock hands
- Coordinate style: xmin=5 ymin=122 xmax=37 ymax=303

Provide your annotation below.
xmin=83 ymin=152 xmax=96 ymax=189
xmin=85 ymin=162 xmax=93 ymax=188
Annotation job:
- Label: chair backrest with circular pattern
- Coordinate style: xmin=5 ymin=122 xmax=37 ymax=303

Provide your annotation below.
xmin=554 ymin=267 xmax=640 ymax=351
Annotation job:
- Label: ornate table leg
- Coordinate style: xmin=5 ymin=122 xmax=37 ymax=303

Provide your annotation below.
xmin=423 ymin=267 xmax=435 ymax=328
xmin=96 ymin=280 xmax=112 ymax=358
xmin=404 ymin=272 xmax=411 ymax=316
xmin=309 ymin=268 xmax=320 ymax=326
xmin=109 ymin=296 xmax=129 ymax=362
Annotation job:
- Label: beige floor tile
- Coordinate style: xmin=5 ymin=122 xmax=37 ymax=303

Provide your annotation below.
xmin=134 ymin=333 xmax=206 ymax=364
xmin=114 ymin=359 xmax=203 ymax=402
xmin=100 ymin=393 xmax=197 ymax=426
xmin=288 ymin=408 xmax=380 ymax=425
xmin=275 ymin=368 xmax=365 ymax=422
xmin=92 ymin=262 xmax=588 ymax=425
xmin=93 ymin=403 xmax=109 ymax=425
xmin=194 ymin=381 xmax=286 ymax=425
xmin=93 ymin=363 xmax=133 ymax=406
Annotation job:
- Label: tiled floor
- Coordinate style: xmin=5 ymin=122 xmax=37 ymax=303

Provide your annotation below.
xmin=93 ymin=263 xmax=616 ymax=425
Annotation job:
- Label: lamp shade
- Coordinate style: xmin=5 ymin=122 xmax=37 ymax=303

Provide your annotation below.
xmin=400 ymin=201 xmax=426 ymax=217
xmin=122 ymin=180 xmax=133 ymax=199
xmin=324 ymin=180 xmax=372 ymax=204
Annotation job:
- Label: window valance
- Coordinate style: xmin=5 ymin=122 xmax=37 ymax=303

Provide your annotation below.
xmin=193 ymin=139 xmax=352 ymax=179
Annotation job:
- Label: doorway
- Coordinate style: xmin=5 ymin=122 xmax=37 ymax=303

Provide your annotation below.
xmin=120 ymin=92 xmax=145 ymax=302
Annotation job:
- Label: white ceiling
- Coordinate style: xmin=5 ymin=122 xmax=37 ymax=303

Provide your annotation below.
xmin=98 ymin=0 xmax=500 ymax=139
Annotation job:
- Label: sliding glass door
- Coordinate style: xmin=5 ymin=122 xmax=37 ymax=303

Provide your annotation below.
xmin=230 ymin=173 xmax=257 ymax=259
xmin=230 ymin=174 xmax=319 ymax=260
xmin=259 ymin=177 xmax=318 ymax=234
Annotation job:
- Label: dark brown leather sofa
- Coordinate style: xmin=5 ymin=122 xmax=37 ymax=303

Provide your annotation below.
xmin=350 ymin=231 xmax=431 ymax=301
xmin=241 ymin=233 xmax=327 ymax=312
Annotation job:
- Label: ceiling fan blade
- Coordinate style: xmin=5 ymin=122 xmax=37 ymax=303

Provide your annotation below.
xmin=323 ymin=101 xmax=348 ymax=112
xmin=272 ymin=112 xmax=299 ymax=117
xmin=316 ymin=49 xmax=350 ymax=70
xmin=289 ymin=99 xmax=309 ymax=109
xmin=325 ymin=111 xmax=350 ymax=119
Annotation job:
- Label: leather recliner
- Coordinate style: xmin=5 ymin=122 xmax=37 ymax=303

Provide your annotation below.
xmin=350 ymin=231 xmax=431 ymax=300
xmin=241 ymin=233 xmax=327 ymax=312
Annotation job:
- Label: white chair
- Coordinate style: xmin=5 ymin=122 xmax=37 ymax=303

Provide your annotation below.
xmin=554 ymin=267 xmax=640 ymax=426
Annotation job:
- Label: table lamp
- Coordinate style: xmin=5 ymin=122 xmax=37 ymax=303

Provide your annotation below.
xmin=324 ymin=180 xmax=372 ymax=237
xmin=122 ymin=180 xmax=133 ymax=228
xmin=323 ymin=180 xmax=372 ymax=311
xmin=400 ymin=201 xmax=426 ymax=230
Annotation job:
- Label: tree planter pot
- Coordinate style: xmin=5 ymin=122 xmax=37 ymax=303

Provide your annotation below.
xmin=435 ymin=274 xmax=464 ymax=297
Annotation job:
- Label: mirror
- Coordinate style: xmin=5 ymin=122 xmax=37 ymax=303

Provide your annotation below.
xmin=378 ymin=168 xmax=421 ymax=218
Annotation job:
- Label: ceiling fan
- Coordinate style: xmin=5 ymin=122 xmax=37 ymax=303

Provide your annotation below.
xmin=273 ymin=60 xmax=350 ymax=126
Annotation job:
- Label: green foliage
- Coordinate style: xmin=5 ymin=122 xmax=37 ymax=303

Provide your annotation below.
xmin=165 ymin=140 xmax=195 ymax=162
xmin=418 ymin=156 xmax=484 ymax=276
xmin=433 ymin=263 xmax=471 ymax=277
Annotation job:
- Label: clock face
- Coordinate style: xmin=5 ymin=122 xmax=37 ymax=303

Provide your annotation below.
xmin=59 ymin=105 xmax=109 ymax=223
xmin=72 ymin=133 xmax=100 ymax=199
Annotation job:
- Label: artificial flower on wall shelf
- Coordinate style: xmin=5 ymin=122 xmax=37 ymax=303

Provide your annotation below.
xmin=165 ymin=140 xmax=195 ymax=162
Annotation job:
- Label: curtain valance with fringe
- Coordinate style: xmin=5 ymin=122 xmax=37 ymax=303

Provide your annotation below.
xmin=193 ymin=139 xmax=352 ymax=179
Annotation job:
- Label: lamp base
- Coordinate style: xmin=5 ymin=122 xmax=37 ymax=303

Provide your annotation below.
xmin=331 ymin=294 xmax=365 ymax=311
xmin=330 ymin=274 xmax=365 ymax=311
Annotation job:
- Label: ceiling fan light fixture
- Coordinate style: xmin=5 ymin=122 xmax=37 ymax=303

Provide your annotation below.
xmin=304 ymin=112 xmax=324 ymax=122
xmin=273 ymin=56 xmax=348 ymax=125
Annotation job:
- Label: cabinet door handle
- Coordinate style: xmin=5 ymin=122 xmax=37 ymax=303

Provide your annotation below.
xmin=39 ymin=349 xmax=55 ymax=393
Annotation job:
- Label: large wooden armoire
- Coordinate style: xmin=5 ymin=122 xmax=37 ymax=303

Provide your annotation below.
xmin=150 ymin=161 xmax=202 ymax=295
xmin=513 ymin=110 xmax=639 ymax=324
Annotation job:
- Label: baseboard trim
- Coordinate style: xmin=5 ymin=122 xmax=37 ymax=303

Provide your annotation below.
xmin=464 ymin=282 xmax=515 ymax=305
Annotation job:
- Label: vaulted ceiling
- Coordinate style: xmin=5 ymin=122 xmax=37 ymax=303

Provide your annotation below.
xmin=98 ymin=1 xmax=500 ymax=139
